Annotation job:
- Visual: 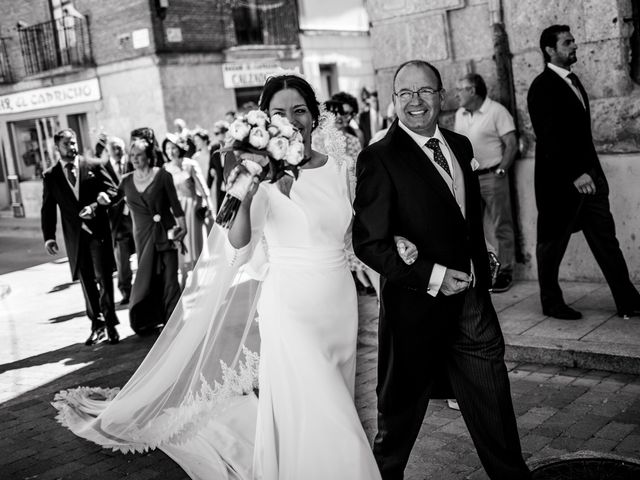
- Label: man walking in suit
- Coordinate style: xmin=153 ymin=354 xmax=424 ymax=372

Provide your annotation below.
xmin=527 ymin=25 xmax=640 ymax=320
xmin=103 ymin=136 xmax=135 ymax=305
xmin=353 ymin=60 xmax=530 ymax=479
xmin=41 ymin=128 xmax=120 ymax=345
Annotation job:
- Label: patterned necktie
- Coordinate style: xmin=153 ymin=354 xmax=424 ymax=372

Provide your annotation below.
xmin=425 ymin=138 xmax=451 ymax=178
xmin=64 ymin=162 xmax=76 ymax=187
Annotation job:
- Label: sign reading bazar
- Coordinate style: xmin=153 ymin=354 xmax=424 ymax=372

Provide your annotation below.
xmin=222 ymin=63 xmax=286 ymax=89
xmin=0 ymin=78 xmax=101 ymax=115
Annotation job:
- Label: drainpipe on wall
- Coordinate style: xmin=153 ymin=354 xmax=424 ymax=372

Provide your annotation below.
xmin=488 ymin=0 xmax=525 ymax=264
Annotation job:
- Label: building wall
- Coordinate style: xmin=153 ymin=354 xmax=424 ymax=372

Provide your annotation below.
xmin=301 ymin=32 xmax=375 ymax=101
xmin=365 ymin=0 xmax=640 ymax=281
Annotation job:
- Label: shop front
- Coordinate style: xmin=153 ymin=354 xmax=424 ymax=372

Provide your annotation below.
xmin=0 ymin=78 xmax=100 ymax=216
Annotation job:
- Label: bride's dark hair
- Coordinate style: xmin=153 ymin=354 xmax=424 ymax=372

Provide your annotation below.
xmin=259 ymin=74 xmax=320 ymax=130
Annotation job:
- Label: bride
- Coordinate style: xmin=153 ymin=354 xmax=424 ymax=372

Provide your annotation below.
xmin=52 ymin=73 xmax=415 ymax=479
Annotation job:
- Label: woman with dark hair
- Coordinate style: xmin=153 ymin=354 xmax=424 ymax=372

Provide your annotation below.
xmin=221 ymin=73 xmax=383 ymax=478
xmin=118 ymin=138 xmax=186 ymax=333
xmin=163 ymin=133 xmax=213 ymax=287
xmin=331 ymin=91 xmax=366 ymax=147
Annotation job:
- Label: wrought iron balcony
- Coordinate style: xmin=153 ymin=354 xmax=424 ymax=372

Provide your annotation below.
xmin=232 ymin=0 xmax=299 ymax=46
xmin=18 ymin=15 xmax=92 ymax=76
xmin=0 ymin=38 xmax=12 ymax=83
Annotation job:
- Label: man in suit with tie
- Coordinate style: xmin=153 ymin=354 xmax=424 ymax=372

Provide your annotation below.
xmin=103 ymin=136 xmax=135 ymax=305
xmin=41 ymin=128 xmax=120 ymax=345
xmin=527 ymin=25 xmax=640 ymax=320
xmin=353 ymin=60 xmax=530 ymax=479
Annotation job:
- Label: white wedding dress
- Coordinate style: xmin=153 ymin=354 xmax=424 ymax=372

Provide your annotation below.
xmin=52 ymin=154 xmax=381 ymax=480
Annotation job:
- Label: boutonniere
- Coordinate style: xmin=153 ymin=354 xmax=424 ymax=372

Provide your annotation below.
xmin=87 ymin=171 xmax=95 ymax=178
xmin=470 ymin=158 xmax=480 ymax=171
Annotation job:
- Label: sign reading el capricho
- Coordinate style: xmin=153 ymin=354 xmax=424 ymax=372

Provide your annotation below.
xmin=0 ymin=78 xmax=101 ymax=115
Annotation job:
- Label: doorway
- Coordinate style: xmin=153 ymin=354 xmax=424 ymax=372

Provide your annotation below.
xmin=8 ymin=117 xmax=59 ymax=181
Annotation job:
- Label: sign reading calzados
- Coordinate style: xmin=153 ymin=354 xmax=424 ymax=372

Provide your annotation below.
xmin=222 ymin=63 xmax=284 ymax=89
xmin=0 ymin=78 xmax=101 ymax=115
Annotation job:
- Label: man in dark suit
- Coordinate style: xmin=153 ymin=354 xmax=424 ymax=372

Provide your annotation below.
xmin=353 ymin=60 xmax=530 ymax=480
xmin=527 ymin=25 xmax=640 ymax=320
xmin=103 ymin=136 xmax=135 ymax=305
xmin=41 ymin=128 xmax=120 ymax=345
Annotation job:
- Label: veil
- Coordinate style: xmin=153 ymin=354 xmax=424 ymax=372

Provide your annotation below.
xmin=52 ymin=224 xmax=266 ymax=479
xmin=52 ymin=99 xmax=351 ymax=480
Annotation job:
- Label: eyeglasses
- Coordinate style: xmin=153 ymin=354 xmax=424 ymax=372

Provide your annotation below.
xmin=394 ymin=87 xmax=441 ymax=101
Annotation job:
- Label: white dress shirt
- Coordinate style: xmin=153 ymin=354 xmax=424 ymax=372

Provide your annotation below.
xmin=547 ymin=63 xmax=585 ymax=108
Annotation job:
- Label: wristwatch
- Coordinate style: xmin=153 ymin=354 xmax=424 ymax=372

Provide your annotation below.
xmin=495 ymin=168 xmax=506 ymax=177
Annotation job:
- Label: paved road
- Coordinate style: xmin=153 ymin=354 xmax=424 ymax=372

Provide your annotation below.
xmin=1 ymin=253 xmax=639 ymax=479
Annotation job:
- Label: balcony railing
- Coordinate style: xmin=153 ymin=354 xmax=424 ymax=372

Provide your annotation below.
xmin=232 ymin=1 xmax=299 ymax=46
xmin=0 ymin=38 xmax=12 ymax=83
xmin=18 ymin=15 xmax=92 ymax=76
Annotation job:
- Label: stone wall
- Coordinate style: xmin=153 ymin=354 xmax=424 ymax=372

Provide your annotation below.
xmin=365 ymin=0 xmax=640 ymax=281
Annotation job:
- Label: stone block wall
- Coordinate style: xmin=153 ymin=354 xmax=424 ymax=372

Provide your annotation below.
xmin=365 ymin=0 xmax=640 ymax=281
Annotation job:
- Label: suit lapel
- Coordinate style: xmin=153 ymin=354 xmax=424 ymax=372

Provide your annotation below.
xmin=389 ymin=122 xmax=465 ymax=219
xmin=544 ymin=68 xmax=590 ymax=120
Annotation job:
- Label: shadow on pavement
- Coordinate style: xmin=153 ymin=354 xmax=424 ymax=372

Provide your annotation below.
xmin=47 ymin=280 xmax=78 ymax=294
xmin=0 ymin=333 xmax=189 ymax=479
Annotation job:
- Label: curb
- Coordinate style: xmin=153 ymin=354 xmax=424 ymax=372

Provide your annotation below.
xmin=504 ymin=334 xmax=640 ymax=375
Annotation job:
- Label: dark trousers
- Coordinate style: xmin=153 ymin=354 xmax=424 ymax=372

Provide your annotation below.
xmin=114 ymin=235 xmax=134 ymax=296
xmin=158 ymin=249 xmax=180 ymax=323
xmin=77 ymin=234 xmax=119 ymax=330
xmin=373 ymin=288 xmax=531 ymax=480
xmin=537 ymin=194 xmax=640 ymax=313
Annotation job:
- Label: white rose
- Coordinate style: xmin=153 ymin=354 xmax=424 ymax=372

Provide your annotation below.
xmin=228 ymin=118 xmax=251 ymax=141
xmin=267 ymin=125 xmax=280 ymax=137
xmin=245 ymin=110 xmax=268 ymax=127
xmin=270 ymin=115 xmax=295 ymax=138
xmin=285 ymin=141 xmax=305 ymax=165
xmin=267 ymin=137 xmax=289 ymax=161
xmin=248 ymin=126 xmax=270 ymax=150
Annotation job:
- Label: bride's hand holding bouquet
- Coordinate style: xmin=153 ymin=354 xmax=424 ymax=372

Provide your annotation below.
xmin=215 ymin=111 xmax=306 ymax=228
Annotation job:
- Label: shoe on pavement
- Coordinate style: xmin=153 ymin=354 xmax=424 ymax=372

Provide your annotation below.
xmin=447 ymin=399 xmax=460 ymax=411
xmin=85 ymin=327 xmax=106 ymax=346
xmin=106 ymin=325 xmax=120 ymax=344
xmin=543 ymin=304 xmax=582 ymax=320
xmin=491 ymin=272 xmax=512 ymax=293
xmin=618 ymin=307 xmax=640 ymax=319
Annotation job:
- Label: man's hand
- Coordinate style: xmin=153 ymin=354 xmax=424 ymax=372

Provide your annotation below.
xmin=440 ymin=268 xmax=471 ymax=296
xmin=45 ymin=240 xmax=59 ymax=256
xmin=573 ymin=173 xmax=596 ymax=195
xmin=96 ymin=192 xmax=111 ymax=206
xmin=394 ymin=235 xmax=418 ymax=265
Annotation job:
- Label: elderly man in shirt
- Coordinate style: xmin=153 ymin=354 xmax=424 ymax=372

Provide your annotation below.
xmin=454 ymin=73 xmax=518 ymax=292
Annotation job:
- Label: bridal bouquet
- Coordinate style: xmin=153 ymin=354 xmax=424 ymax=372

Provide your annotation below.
xmin=215 ymin=110 xmax=306 ymax=228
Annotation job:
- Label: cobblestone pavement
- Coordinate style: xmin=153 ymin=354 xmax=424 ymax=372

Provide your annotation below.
xmin=1 ymin=261 xmax=639 ymax=479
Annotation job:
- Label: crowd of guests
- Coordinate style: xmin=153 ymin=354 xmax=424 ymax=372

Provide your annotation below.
xmin=40 ymin=117 xmax=236 ymax=345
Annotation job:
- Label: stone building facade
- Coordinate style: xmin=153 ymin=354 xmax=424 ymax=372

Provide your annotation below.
xmin=366 ymin=0 xmax=640 ymax=281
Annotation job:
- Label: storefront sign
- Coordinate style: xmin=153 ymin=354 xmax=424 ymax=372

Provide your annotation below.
xmin=222 ymin=63 xmax=287 ymax=89
xmin=0 ymin=78 xmax=101 ymax=115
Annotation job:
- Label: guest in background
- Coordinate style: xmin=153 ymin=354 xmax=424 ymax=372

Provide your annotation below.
xmin=119 ymin=138 xmax=186 ymax=334
xmin=454 ymin=73 xmax=518 ymax=293
xmin=207 ymin=120 xmax=230 ymax=211
xmin=41 ymin=128 xmax=120 ymax=345
xmin=359 ymin=89 xmax=385 ymax=145
xmin=331 ymin=91 xmax=365 ymax=148
xmin=173 ymin=118 xmax=196 ymax=158
xmin=163 ymin=133 xmax=214 ymax=287
xmin=130 ymin=127 xmax=165 ymax=167
xmin=102 ymin=136 xmax=135 ymax=305
xmin=224 ymin=110 xmax=236 ymax=124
